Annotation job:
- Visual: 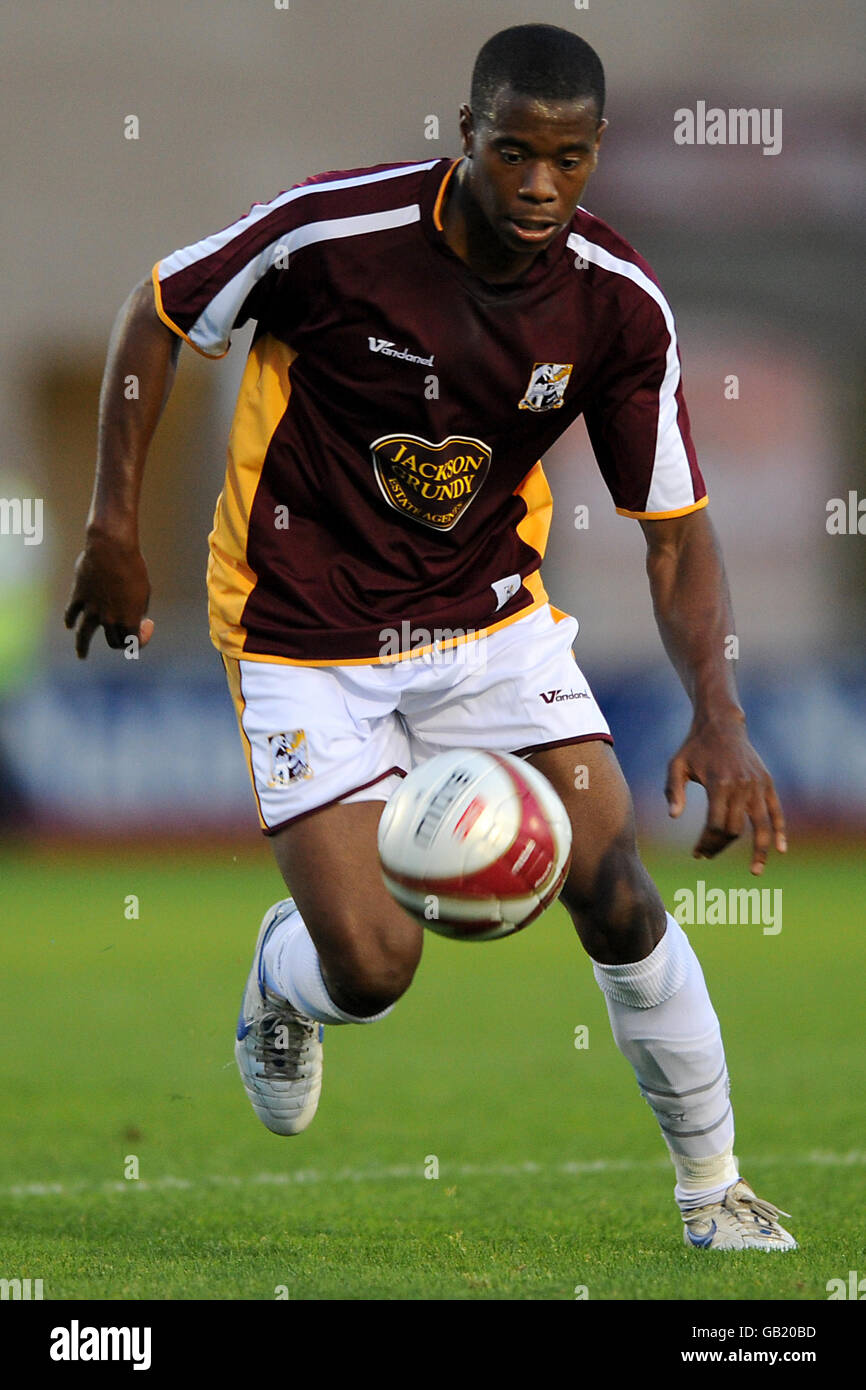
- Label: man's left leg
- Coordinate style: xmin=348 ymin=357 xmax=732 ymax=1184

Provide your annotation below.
xmin=528 ymin=738 xmax=796 ymax=1251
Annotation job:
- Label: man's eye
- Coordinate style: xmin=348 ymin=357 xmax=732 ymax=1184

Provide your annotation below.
xmin=500 ymin=150 xmax=523 ymax=164
xmin=560 ymin=158 xmax=583 ymax=171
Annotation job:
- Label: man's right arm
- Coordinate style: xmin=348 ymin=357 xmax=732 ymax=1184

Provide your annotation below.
xmin=65 ymin=276 xmax=181 ymax=658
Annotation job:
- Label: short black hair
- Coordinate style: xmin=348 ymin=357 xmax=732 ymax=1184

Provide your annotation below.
xmin=470 ymin=24 xmax=605 ymax=125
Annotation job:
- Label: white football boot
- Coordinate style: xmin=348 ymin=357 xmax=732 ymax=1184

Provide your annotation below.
xmin=235 ymin=899 xmax=324 ymax=1135
xmin=682 ymin=1179 xmax=797 ymax=1250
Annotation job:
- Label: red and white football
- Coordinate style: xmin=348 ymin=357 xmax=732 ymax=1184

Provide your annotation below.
xmin=377 ymin=748 xmax=572 ymax=940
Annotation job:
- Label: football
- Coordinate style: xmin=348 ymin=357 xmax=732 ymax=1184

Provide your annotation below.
xmin=377 ymin=748 xmax=572 ymax=940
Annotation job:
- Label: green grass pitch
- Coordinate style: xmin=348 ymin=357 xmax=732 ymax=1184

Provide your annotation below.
xmin=0 ymin=839 xmax=863 ymax=1301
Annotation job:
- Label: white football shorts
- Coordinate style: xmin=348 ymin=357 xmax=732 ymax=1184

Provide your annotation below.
xmin=222 ymin=604 xmax=612 ymax=835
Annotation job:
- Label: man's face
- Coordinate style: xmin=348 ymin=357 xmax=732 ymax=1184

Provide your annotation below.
xmin=459 ymin=85 xmax=606 ymax=258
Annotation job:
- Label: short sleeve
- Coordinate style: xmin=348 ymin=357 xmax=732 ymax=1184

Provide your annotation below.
xmin=152 ymin=187 xmax=302 ymax=359
xmin=584 ymin=276 xmax=707 ymax=519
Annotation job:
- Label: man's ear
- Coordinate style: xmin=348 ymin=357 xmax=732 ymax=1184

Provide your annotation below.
xmin=458 ymin=103 xmax=474 ymax=158
xmin=589 ymin=117 xmax=607 ymax=171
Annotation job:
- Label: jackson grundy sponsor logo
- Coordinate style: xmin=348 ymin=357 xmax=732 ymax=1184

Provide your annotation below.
xmin=370 ymin=433 xmax=491 ymax=532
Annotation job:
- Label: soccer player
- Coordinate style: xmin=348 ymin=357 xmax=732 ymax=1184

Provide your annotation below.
xmin=66 ymin=24 xmax=795 ymax=1250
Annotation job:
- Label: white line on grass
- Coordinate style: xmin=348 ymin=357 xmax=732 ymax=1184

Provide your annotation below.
xmin=3 ymin=1151 xmax=865 ymax=1198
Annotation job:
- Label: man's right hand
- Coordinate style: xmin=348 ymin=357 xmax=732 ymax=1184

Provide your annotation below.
xmin=65 ymin=276 xmax=180 ymax=659
xmin=64 ymin=534 xmax=154 ymax=659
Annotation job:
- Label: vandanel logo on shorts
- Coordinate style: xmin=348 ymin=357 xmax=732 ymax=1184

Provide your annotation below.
xmin=518 ymin=362 xmax=573 ymax=412
xmin=370 ymin=434 xmax=492 ymax=531
xmin=539 ymin=688 xmax=590 ymax=704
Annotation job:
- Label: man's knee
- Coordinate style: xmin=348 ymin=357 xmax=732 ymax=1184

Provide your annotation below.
xmin=305 ymin=904 xmax=423 ymax=1017
xmin=529 ymin=741 xmax=663 ymax=948
xmin=269 ymin=801 xmax=424 ymax=1016
xmin=560 ymin=836 xmax=666 ymax=961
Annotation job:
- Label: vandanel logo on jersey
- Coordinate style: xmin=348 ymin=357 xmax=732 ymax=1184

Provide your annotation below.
xmin=518 ymin=362 xmax=574 ymax=412
xmin=370 ymin=434 xmax=492 ymax=531
xmin=367 ymin=337 xmax=435 ymax=367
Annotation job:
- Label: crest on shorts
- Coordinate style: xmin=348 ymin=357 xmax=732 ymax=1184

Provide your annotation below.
xmin=267 ymin=731 xmax=312 ymax=787
xmin=518 ymin=362 xmax=573 ymax=412
xmin=370 ymin=433 xmax=492 ymax=531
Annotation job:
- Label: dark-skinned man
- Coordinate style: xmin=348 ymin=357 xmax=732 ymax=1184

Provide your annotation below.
xmin=66 ymin=24 xmax=794 ymax=1249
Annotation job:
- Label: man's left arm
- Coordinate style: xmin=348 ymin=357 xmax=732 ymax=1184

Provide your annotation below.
xmin=640 ymin=506 xmax=787 ymax=875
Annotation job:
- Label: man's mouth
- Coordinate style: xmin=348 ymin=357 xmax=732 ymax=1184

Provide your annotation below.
xmin=506 ymin=217 xmax=561 ymax=243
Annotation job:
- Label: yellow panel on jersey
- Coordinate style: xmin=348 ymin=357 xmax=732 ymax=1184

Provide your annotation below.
xmin=514 ymin=459 xmax=552 ymax=612
xmin=207 ymin=335 xmax=297 ymax=657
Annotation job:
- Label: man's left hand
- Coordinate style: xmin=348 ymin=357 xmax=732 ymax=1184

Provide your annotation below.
xmin=665 ymin=718 xmax=788 ymax=875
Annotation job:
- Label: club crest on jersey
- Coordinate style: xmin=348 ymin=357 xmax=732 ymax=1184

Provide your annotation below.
xmin=518 ymin=362 xmax=574 ymax=412
xmin=370 ymin=433 xmax=492 ymax=532
xmin=267 ymin=731 xmax=312 ymax=787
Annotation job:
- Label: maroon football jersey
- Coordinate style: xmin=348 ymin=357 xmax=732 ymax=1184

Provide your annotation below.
xmin=153 ymin=157 xmax=706 ymax=664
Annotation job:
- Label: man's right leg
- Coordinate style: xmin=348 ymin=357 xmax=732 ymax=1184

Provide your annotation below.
xmin=268 ymin=799 xmax=424 ymax=1018
xmin=223 ymin=653 xmax=423 ymax=1132
xmin=235 ymin=797 xmax=423 ymax=1135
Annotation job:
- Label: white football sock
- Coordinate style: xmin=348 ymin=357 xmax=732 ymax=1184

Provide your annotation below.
xmin=592 ymin=914 xmax=739 ymax=1208
xmin=262 ymin=907 xmax=394 ymax=1026
xmin=672 ymin=1143 xmax=740 ymax=1211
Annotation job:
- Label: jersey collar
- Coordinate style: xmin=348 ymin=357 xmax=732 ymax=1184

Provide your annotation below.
xmin=420 ymin=157 xmax=571 ymax=294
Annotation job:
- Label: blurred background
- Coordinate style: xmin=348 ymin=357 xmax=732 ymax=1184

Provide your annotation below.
xmin=0 ymin=0 xmax=863 ymax=843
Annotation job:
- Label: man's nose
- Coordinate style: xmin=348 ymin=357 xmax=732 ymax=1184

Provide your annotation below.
xmin=518 ymin=161 xmax=557 ymax=202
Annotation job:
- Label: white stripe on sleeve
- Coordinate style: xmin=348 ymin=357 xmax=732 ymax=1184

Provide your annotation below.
xmin=191 ymin=206 xmax=420 ymax=355
xmin=158 ymin=161 xmax=437 ymax=356
xmin=567 ymin=230 xmax=694 ymax=514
